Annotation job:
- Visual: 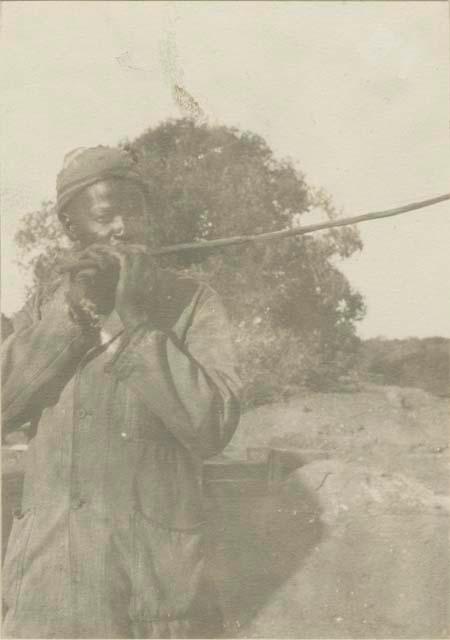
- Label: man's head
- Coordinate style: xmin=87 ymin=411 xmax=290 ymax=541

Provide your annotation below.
xmin=56 ymin=146 xmax=149 ymax=247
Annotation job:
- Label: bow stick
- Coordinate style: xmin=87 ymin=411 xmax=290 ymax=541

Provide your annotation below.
xmin=59 ymin=192 xmax=450 ymax=273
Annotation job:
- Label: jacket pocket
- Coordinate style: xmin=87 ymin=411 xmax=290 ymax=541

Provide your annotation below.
xmin=130 ymin=510 xmax=206 ymax=625
xmin=135 ymin=439 xmax=206 ymax=531
xmin=2 ymin=508 xmax=36 ymax=610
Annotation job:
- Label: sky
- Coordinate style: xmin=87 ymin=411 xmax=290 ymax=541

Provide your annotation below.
xmin=1 ymin=1 xmax=449 ymax=338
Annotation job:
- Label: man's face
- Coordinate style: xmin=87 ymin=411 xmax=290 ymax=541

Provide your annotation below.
xmin=64 ymin=179 xmax=148 ymax=247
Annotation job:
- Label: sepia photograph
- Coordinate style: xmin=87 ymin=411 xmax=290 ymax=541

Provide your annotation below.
xmin=1 ymin=1 xmax=449 ymax=638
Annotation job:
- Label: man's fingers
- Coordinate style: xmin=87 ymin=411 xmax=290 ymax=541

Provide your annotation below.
xmin=83 ymin=245 xmax=117 ymax=260
xmin=81 ymin=246 xmax=121 ymax=271
xmin=113 ymin=243 xmax=148 ymax=256
xmin=70 ymin=266 xmax=100 ymax=284
xmin=74 ymin=267 xmax=98 ymax=278
xmin=64 ymin=259 xmax=98 ymax=273
xmin=58 ymin=243 xmax=149 ymax=275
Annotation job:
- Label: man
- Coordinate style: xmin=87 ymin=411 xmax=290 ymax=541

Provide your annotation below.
xmin=2 ymin=146 xmax=241 ymax=638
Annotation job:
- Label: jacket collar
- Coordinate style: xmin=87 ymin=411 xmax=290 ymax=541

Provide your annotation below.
xmin=99 ymin=310 xmax=125 ymax=347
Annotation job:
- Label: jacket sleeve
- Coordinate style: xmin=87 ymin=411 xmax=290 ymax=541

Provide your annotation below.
xmin=2 ymin=287 xmax=97 ymax=432
xmin=108 ymin=286 xmax=242 ymax=459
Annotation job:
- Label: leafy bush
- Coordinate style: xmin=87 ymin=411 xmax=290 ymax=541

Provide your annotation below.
xmin=358 ymin=337 xmax=449 ymax=397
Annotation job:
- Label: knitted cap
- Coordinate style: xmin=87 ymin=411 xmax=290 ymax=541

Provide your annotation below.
xmin=56 ymin=146 xmax=146 ymax=216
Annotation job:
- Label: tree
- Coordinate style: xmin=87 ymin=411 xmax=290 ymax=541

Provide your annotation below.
xmin=14 ymin=118 xmax=365 ymax=404
xmin=14 ymin=200 xmax=72 ymax=300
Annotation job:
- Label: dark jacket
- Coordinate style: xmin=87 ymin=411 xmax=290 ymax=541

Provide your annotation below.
xmin=2 ymin=270 xmax=241 ymax=638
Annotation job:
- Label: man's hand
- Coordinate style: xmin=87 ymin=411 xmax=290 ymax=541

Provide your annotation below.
xmin=66 ymin=245 xmax=120 ymax=327
xmin=65 ymin=244 xmax=156 ymax=332
xmin=112 ymin=245 xmax=157 ymax=332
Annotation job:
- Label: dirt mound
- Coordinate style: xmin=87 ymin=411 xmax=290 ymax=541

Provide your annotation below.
xmin=222 ymin=387 xmax=449 ymax=638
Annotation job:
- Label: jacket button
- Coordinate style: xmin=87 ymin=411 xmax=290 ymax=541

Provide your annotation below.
xmin=121 ymin=432 xmax=130 ymax=441
xmin=71 ymin=498 xmax=86 ymax=510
